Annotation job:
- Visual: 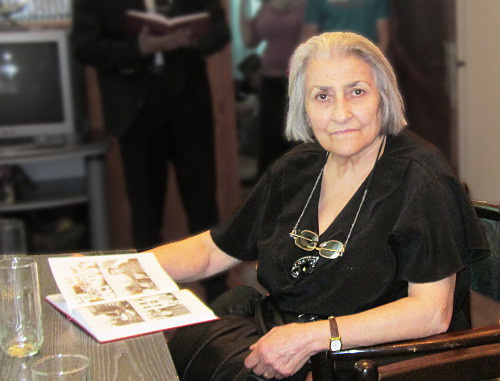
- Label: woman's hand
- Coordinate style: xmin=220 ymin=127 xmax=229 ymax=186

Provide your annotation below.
xmin=244 ymin=323 xmax=321 ymax=379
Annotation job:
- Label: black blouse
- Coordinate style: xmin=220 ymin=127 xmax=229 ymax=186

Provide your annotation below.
xmin=211 ymin=130 xmax=488 ymax=330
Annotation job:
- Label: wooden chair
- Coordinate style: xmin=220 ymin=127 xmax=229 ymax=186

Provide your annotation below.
xmin=469 ymin=201 xmax=500 ymax=328
xmin=354 ymin=341 xmax=500 ymax=380
xmin=311 ymin=201 xmax=500 ymax=380
xmin=325 ymin=326 xmax=500 ymax=380
xmin=470 ymin=201 xmax=500 ymax=303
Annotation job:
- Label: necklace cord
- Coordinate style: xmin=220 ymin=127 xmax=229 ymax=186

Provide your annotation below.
xmin=344 ymin=136 xmax=385 ymax=247
xmin=292 ymin=136 xmax=386 ymax=252
xmin=291 ymin=152 xmax=329 ymax=233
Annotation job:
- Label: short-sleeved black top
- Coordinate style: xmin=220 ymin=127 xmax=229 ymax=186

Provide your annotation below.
xmin=211 ymin=130 xmax=488 ymax=330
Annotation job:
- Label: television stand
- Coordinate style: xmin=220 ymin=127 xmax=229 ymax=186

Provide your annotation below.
xmin=0 ymin=136 xmax=36 ymax=151
xmin=0 ymin=132 xmax=110 ymax=250
xmin=34 ymin=134 xmax=68 ymax=148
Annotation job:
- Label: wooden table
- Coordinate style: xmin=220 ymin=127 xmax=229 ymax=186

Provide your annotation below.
xmin=0 ymin=254 xmax=180 ymax=381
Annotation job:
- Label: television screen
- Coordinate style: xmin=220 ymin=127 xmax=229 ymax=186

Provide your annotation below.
xmin=0 ymin=41 xmax=64 ymax=125
xmin=0 ymin=30 xmax=75 ymax=143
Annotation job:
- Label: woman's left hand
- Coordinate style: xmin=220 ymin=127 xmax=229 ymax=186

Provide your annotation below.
xmin=244 ymin=323 xmax=318 ymax=379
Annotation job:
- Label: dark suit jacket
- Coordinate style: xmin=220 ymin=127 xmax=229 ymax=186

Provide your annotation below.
xmin=71 ymin=0 xmax=231 ymax=137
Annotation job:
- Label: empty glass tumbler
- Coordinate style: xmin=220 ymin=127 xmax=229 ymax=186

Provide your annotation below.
xmin=31 ymin=354 xmax=91 ymax=381
xmin=0 ymin=257 xmax=44 ymax=357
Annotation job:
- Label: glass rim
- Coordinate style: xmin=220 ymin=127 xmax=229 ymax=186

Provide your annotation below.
xmin=0 ymin=256 xmax=35 ymax=269
xmin=31 ymin=354 xmax=90 ymax=376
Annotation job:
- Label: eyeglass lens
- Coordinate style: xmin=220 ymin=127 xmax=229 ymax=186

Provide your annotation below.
xmin=293 ymin=230 xmax=318 ymax=251
xmin=317 ymin=240 xmax=344 ymax=259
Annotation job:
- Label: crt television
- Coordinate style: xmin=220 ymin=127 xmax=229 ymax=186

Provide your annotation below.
xmin=0 ymin=29 xmax=75 ymax=145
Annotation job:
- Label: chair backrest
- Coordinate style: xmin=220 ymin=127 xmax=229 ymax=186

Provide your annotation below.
xmin=470 ymin=201 xmax=500 ymax=302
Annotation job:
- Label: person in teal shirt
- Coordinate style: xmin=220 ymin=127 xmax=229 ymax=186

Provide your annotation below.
xmin=301 ymin=0 xmax=391 ymax=53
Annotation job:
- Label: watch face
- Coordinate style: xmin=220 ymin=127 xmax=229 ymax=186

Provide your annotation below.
xmin=330 ymin=339 xmax=342 ymax=351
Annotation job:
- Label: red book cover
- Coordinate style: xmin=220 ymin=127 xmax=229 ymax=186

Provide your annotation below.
xmin=125 ymin=10 xmax=210 ymax=38
xmin=46 ymin=292 xmax=218 ymax=343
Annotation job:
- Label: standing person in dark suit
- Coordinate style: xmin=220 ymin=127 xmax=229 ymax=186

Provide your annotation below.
xmin=71 ymin=0 xmax=231 ymax=253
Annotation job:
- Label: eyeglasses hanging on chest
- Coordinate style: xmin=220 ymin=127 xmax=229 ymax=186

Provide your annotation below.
xmin=289 ymin=139 xmax=385 ymax=279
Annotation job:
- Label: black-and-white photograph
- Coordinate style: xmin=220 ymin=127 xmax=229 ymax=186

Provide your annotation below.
xmin=65 ymin=260 xmax=117 ymax=304
xmin=88 ymin=301 xmax=144 ymax=326
xmin=101 ymin=258 xmax=159 ymax=297
xmin=134 ymin=293 xmax=190 ymax=320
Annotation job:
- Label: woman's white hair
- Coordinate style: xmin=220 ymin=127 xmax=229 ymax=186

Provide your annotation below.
xmin=285 ymin=32 xmax=407 ymax=142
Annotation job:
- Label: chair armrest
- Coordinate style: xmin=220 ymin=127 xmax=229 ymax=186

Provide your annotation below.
xmin=328 ymin=325 xmax=500 ymax=373
xmin=354 ymin=342 xmax=500 ymax=380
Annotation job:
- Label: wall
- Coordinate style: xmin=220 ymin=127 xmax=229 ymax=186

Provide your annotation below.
xmin=457 ymin=0 xmax=500 ymax=203
xmin=229 ymin=0 xmax=265 ymax=79
xmin=391 ymin=0 xmax=456 ymax=168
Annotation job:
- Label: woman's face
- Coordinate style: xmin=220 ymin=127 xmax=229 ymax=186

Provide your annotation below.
xmin=304 ymin=54 xmax=382 ymax=160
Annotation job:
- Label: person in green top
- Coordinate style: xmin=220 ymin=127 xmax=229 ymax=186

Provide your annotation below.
xmin=301 ymin=0 xmax=391 ymax=53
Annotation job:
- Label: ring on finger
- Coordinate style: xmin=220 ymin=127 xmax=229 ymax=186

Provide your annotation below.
xmin=264 ymin=370 xmax=273 ymax=379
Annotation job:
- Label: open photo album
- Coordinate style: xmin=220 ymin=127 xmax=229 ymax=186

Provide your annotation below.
xmin=46 ymin=253 xmax=217 ymax=343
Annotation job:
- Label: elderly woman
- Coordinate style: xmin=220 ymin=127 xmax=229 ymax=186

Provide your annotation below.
xmin=153 ymin=32 xmax=487 ymax=380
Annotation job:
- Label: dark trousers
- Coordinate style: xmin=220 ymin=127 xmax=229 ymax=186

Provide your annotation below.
xmin=169 ymin=285 xmax=315 ymax=380
xmin=119 ymin=75 xmax=219 ymax=251
xmin=257 ymin=76 xmax=296 ymax=176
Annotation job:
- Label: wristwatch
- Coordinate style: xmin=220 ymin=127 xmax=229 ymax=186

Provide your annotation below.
xmin=328 ymin=316 xmax=342 ymax=351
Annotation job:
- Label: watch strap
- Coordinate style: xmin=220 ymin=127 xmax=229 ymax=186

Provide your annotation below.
xmin=328 ymin=316 xmax=342 ymax=350
xmin=328 ymin=316 xmax=340 ymax=339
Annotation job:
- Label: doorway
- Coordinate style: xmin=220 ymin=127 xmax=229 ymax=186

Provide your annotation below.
xmin=390 ymin=0 xmax=457 ymax=169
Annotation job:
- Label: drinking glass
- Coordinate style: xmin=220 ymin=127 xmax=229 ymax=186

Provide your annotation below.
xmin=31 ymin=354 xmax=90 ymax=381
xmin=0 ymin=218 xmax=28 ymax=257
xmin=0 ymin=257 xmax=43 ymax=357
